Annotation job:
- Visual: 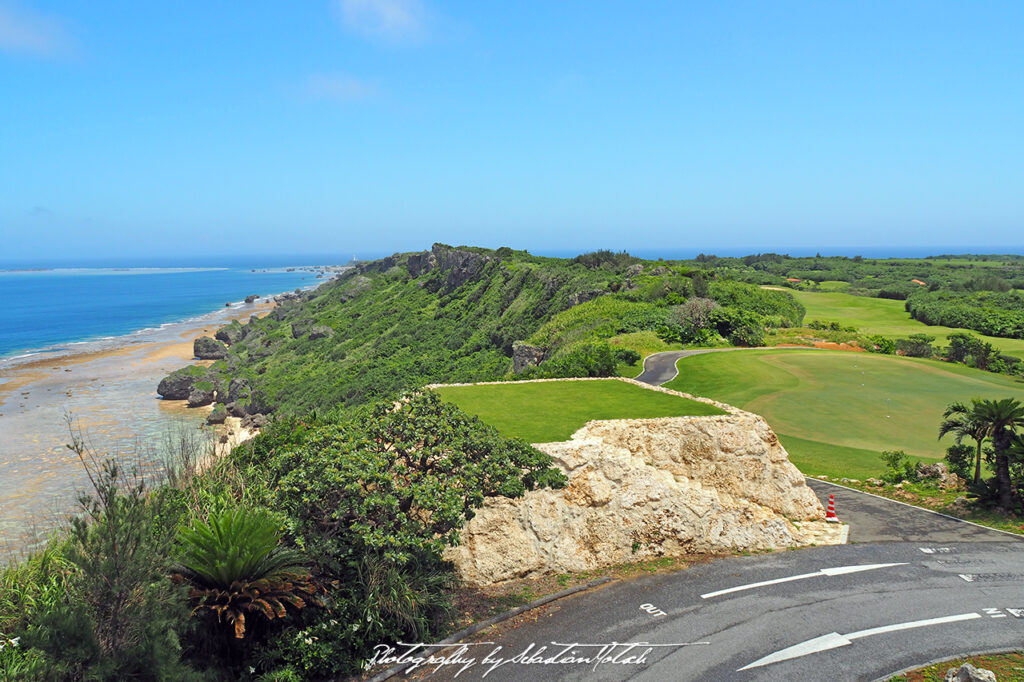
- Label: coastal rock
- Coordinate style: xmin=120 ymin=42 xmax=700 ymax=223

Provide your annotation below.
xmin=157 ymin=367 xmax=205 ymax=400
xmin=446 ymin=403 xmax=834 ymax=585
xmin=215 ymin=321 xmax=244 ymax=345
xmin=226 ymin=401 xmax=246 ymax=418
xmin=569 ymin=289 xmax=605 ymax=306
xmin=625 ymin=264 xmax=644 ymax=277
xmin=406 ymin=250 xmax=437 ymax=277
xmin=206 ymin=403 xmax=228 ymax=424
xmin=193 ymin=336 xmax=228 ymax=360
xmin=512 ymin=342 xmax=546 ymax=374
xmin=308 ymin=324 xmax=333 ymax=340
xmin=291 ymin=318 xmax=313 ymax=338
xmin=187 ymin=385 xmax=216 ymax=408
xmin=244 ymin=294 xmax=259 ymax=304
xmin=227 ymin=378 xmax=251 ymax=403
xmin=425 ymin=243 xmax=492 ymax=293
xmin=241 ymin=413 xmax=269 ymax=430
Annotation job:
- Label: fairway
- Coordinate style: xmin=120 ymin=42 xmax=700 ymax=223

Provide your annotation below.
xmin=433 ymin=379 xmax=726 ymax=443
xmin=665 ymin=349 xmax=1024 ymax=478
xmin=789 ymin=290 xmax=1024 ymax=355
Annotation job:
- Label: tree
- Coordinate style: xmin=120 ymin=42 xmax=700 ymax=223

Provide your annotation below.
xmin=939 ymin=401 xmax=990 ymax=485
xmin=970 ymin=398 xmax=1024 ymax=510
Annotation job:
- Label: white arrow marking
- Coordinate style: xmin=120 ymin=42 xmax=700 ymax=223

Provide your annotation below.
xmin=738 ymin=612 xmax=982 ymax=671
xmin=700 ymin=563 xmax=907 ymax=599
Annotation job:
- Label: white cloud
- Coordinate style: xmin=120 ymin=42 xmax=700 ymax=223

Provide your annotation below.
xmin=336 ymin=0 xmax=428 ymax=44
xmin=304 ymin=72 xmax=377 ymax=102
xmin=0 ymin=3 xmax=73 ymax=58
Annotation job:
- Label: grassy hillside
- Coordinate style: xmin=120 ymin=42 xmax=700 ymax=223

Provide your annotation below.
xmin=433 ymin=379 xmax=725 ymax=442
xmin=789 ymin=290 xmax=1024 ymax=355
xmin=665 ymin=349 xmax=1024 ymax=478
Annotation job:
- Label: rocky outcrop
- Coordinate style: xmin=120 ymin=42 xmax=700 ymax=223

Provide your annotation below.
xmin=215 ymin=321 xmax=244 ymax=345
xmin=206 ymin=403 xmax=228 ymax=424
xmin=187 ymin=384 xmax=216 ymax=408
xmin=193 ymin=336 xmax=228 ymax=360
xmin=512 ymin=342 xmax=547 ymax=374
xmin=226 ymin=378 xmax=250 ymax=403
xmin=569 ymin=289 xmax=604 ymax=306
xmin=244 ymin=294 xmax=259 ymax=304
xmin=446 ymin=385 xmax=839 ymax=585
xmin=308 ymin=324 xmax=333 ymax=340
xmin=157 ymin=367 xmax=207 ymax=400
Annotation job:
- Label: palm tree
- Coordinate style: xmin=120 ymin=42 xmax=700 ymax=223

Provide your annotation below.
xmin=970 ymin=398 xmax=1024 ymax=511
xmin=174 ymin=508 xmax=318 ymax=639
xmin=939 ymin=401 xmax=989 ymax=485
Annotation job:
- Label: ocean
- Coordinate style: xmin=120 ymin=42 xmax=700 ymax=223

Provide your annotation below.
xmin=0 ymin=262 xmax=336 ymax=361
xmin=0 ymin=259 xmax=346 ymax=558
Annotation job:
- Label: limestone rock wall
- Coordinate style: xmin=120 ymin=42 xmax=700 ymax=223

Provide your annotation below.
xmin=447 ymin=392 xmax=839 ymax=585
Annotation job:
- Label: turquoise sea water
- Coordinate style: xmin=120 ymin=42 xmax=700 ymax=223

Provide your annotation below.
xmin=0 ymin=262 xmax=331 ymax=360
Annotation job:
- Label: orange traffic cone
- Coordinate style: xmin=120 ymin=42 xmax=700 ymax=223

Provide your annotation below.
xmin=825 ymin=494 xmax=840 ymax=523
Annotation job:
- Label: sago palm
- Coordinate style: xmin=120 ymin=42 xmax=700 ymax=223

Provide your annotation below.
xmin=174 ymin=508 xmax=318 ymax=639
xmin=939 ymin=400 xmax=989 ymax=485
xmin=970 ymin=398 xmax=1024 ymax=511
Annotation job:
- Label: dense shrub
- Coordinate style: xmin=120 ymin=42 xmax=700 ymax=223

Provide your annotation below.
xmin=708 ymin=280 xmax=805 ymax=327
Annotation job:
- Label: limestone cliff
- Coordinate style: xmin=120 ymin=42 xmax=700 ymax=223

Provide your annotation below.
xmin=446 ymin=381 xmax=843 ymax=585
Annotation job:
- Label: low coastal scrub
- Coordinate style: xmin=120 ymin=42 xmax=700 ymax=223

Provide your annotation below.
xmin=0 ymin=393 xmax=565 ymax=680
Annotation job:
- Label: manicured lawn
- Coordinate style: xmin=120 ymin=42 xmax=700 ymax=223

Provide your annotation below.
xmin=433 ymin=379 xmax=726 ymax=443
xmin=665 ymin=349 xmax=1024 ymax=476
xmin=789 ymin=290 xmax=1024 ymax=355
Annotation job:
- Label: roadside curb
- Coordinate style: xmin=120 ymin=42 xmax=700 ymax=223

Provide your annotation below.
xmin=810 ymin=478 xmax=1024 ymax=541
xmin=365 ymin=577 xmax=614 ymax=682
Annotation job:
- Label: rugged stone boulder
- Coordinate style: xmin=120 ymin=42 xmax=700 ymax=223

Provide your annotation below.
xmin=446 ymin=384 xmax=838 ymax=585
xmin=187 ymin=384 xmax=216 ymax=408
xmin=244 ymin=294 xmax=259 ymax=304
xmin=206 ymin=403 xmax=227 ymax=424
xmin=241 ymin=413 xmax=269 ymax=430
xmin=157 ymin=367 xmax=205 ymax=400
xmin=512 ymin=342 xmax=546 ymax=374
xmin=916 ymin=462 xmax=965 ymax=490
xmin=193 ymin=336 xmax=228 ymax=360
xmin=569 ymin=289 xmax=604 ymax=306
xmin=291 ymin=318 xmax=313 ymax=338
xmin=944 ymin=663 xmax=997 ymax=682
xmin=406 ymin=250 xmax=437 ymax=277
xmin=215 ymin=321 xmax=244 ymax=345
xmin=308 ymin=325 xmax=333 ymax=340
xmin=227 ymin=378 xmax=251 ymax=403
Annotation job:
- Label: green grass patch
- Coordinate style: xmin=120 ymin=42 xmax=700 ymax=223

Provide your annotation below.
xmin=665 ymin=349 xmax=1024 ymax=476
xmin=433 ymin=379 xmax=726 ymax=443
xmin=789 ymin=290 xmax=1024 ymax=354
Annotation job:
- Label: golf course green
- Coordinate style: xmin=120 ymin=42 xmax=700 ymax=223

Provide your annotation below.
xmin=433 ymin=379 xmax=725 ymax=443
xmin=665 ymin=349 xmax=1024 ymax=478
xmin=789 ymin=290 xmax=1024 ymax=355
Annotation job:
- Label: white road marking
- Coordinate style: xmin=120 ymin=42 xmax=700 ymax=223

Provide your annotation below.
xmin=738 ymin=613 xmax=982 ymax=671
xmin=919 ymin=547 xmax=953 ymax=554
xmin=700 ymin=563 xmax=907 ymax=599
xmin=639 ymin=603 xmax=667 ymax=617
xmin=959 ymin=574 xmax=977 ymax=582
xmin=1007 ymin=608 xmax=1024 ymax=618
xmin=984 ymin=608 xmax=1008 ymax=618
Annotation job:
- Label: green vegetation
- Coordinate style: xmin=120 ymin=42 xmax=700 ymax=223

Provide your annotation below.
xmin=907 ymin=288 xmax=1024 ymax=339
xmin=790 ymin=290 xmax=1024 ymax=355
xmin=1 ymin=393 xmax=565 ymax=679
xmin=434 ymin=379 xmax=725 ymax=443
xmin=665 ymin=349 xmax=1024 ymax=476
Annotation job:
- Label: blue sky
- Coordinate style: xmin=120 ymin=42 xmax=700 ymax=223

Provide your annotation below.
xmin=1 ymin=1 xmax=1023 ymax=262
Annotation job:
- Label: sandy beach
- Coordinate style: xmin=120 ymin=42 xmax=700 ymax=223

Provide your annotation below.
xmin=0 ymin=298 xmax=276 ymax=559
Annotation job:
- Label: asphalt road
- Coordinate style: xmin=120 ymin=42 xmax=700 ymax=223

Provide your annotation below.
xmin=379 ymin=350 xmax=1024 ymax=681
xmin=399 ymin=541 xmax=1024 ymax=681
